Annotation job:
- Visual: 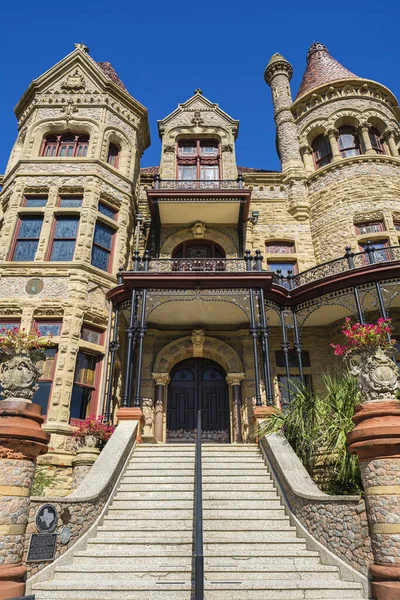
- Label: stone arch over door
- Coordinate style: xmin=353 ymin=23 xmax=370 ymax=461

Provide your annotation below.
xmin=153 ymin=335 xmax=242 ymax=374
xmin=160 ymin=228 xmax=238 ymax=257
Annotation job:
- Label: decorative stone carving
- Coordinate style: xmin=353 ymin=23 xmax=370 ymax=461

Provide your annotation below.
xmin=61 ymin=70 xmax=86 ymax=91
xmin=348 ymin=348 xmax=400 ymax=402
xmin=191 ymin=111 xmax=204 ymax=127
xmin=0 ymin=354 xmax=43 ymax=402
xmin=163 ymin=144 xmax=175 ymax=153
xmin=191 ymin=329 xmax=206 ymax=357
xmin=191 ymin=221 xmax=207 ymax=238
xmin=142 ymin=398 xmax=154 ymax=428
xmin=226 ymin=373 xmax=245 ymax=386
xmin=152 ymin=373 xmax=170 ymax=387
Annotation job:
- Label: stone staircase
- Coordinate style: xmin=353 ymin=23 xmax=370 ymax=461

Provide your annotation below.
xmin=32 ymin=444 xmax=365 ymax=599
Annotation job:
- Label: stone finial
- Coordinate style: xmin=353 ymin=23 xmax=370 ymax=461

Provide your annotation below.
xmin=307 ymin=42 xmax=328 ymax=60
xmin=191 ymin=221 xmax=207 ymax=238
xmin=74 ymin=43 xmax=90 ymax=53
xmin=191 ymin=329 xmax=206 ymax=357
xmin=194 ymin=88 xmax=203 ymax=95
xmin=264 ymin=53 xmax=293 ymax=85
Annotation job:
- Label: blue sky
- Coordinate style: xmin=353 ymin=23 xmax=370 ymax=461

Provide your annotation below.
xmin=1 ymin=0 xmax=399 ymax=174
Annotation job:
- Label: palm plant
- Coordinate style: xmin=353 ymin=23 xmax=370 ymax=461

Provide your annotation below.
xmin=258 ymin=370 xmax=362 ymax=494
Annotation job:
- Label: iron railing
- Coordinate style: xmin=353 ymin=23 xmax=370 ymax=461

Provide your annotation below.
xmin=153 ymin=175 xmax=244 ymax=190
xmin=194 ymin=409 xmax=204 ymax=600
xmin=147 ymin=257 xmax=246 ymax=273
xmin=273 ymin=243 xmax=400 ymax=289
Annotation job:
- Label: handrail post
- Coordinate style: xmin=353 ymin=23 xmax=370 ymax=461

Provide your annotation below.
xmin=194 ymin=409 xmax=204 ymax=600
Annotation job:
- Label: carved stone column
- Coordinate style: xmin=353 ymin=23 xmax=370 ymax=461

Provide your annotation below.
xmin=300 ymin=145 xmax=314 ymax=175
xmin=326 ymin=128 xmax=341 ymax=162
xmin=0 ymin=401 xmax=50 ymax=599
xmin=226 ymin=373 xmax=245 ymax=443
xmin=359 ymin=122 xmax=375 ymax=155
xmin=152 ymin=373 xmax=170 ymax=443
xmin=347 ymin=349 xmax=400 ymax=600
xmin=382 ymin=130 xmax=399 ymax=157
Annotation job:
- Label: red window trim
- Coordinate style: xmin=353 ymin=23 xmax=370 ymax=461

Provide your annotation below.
xmin=36 ymin=347 xmax=58 ymax=420
xmin=69 ymin=353 xmax=102 ymax=425
xmin=338 ymin=126 xmax=362 ymax=158
xmin=40 ymin=133 xmax=89 ymax=158
xmin=9 ymin=215 xmax=43 ymax=261
xmin=107 ymin=143 xmax=120 ymax=169
xmin=311 ymin=134 xmax=332 ymax=170
xmin=81 ymin=324 xmax=106 ymax=346
xmin=45 ymin=216 xmax=79 ymax=262
xmin=91 ymin=219 xmax=116 ymax=273
xmin=176 ymin=139 xmax=221 ymax=179
xmin=98 ymin=202 xmax=118 ymax=221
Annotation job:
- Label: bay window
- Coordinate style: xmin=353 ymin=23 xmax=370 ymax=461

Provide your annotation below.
xmin=369 ymin=127 xmax=385 ymax=155
xmin=338 ymin=126 xmax=361 ymax=158
xmin=41 ymin=133 xmax=89 ymax=158
xmin=311 ymin=134 xmax=332 ymax=169
xmin=91 ymin=221 xmax=114 ymax=272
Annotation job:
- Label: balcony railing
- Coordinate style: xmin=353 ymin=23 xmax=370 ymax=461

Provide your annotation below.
xmin=273 ymin=244 xmax=400 ymax=289
xmin=147 ymin=257 xmax=246 ymax=272
xmin=152 ymin=174 xmax=244 ymax=190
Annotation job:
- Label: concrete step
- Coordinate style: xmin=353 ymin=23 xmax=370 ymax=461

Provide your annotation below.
xmin=203 ymin=499 xmax=282 ymax=509
xmin=202 ymin=477 xmax=273 ymax=486
xmin=203 ymin=518 xmax=290 ymax=530
xmin=94 ymin=530 xmax=193 ymax=541
xmin=54 ymin=566 xmax=193 ymax=581
xmin=203 ymin=490 xmax=278 ymax=500
xmin=114 ymin=491 xmax=194 ymax=500
xmin=202 ymin=470 xmax=271 ymax=477
xmin=202 ymin=456 xmax=264 ymax=462
xmin=203 ymin=541 xmax=309 ymax=553
xmin=71 ymin=554 xmax=194 ymax=568
xmin=124 ymin=468 xmax=195 ymax=476
xmin=203 ymin=529 xmax=297 ymax=541
xmin=203 ymin=508 xmax=287 ymax=519
xmin=121 ymin=476 xmax=195 ymax=484
xmin=110 ymin=499 xmax=194 ymax=509
xmin=106 ymin=508 xmax=194 ymax=518
xmin=101 ymin=518 xmax=193 ymax=530
xmin=130 ymin=457 xmax=195 ymax=464
xmin=117 ymin=484 xmax=195 ymax=492
xmin=87 ymin=540 xmax=192 ymax=551
xmin=73 ymin=546 xmax=192 ymax=557
xmin=202 ymin=445 xmax=258 ymax=451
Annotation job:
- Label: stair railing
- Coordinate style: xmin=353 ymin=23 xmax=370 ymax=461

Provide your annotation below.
xmin=194 ymin=409 xmax=204 ymax=600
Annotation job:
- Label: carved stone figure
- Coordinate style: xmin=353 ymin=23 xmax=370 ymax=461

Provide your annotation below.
xmin=348 ymin=347 xmax=400 ymax=402
xmin=0 ymin=354 xmax=43 ymax=401
xmin=191 ymin=329 xmax=205 ymax=357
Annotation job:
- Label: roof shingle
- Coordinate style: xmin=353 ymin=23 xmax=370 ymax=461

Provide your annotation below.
xmin=97 ymin=61 xmax=127 ymax=91
xmin=296 ymin=42 xmax=359 ymax=100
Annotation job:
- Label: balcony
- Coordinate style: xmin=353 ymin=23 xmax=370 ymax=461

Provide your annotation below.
xmin=146 ymin=176 xmax=251 ymax=227
xmin=147 ymin=257 xmax=246 ymax=272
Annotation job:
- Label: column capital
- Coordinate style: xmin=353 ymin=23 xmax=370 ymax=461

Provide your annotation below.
xmin=299 ymin=144 xmax=313 ymax=156
xmin=226 ymin=373 xmax=245 ymax=386
xmin=358 ymin=121 xmax=372 ymax=133
xmin=152 ymin=372 xmax=170 ymax=386
xmin=325 ymin=127 xmax=338 ymax=140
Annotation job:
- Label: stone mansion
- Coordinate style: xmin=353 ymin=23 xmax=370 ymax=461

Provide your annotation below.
xmin=1 ymin=40 xmax=400 ymax=487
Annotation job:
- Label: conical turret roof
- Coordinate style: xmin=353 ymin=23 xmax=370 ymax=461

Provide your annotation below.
xmin=296 ymin=42 xmax=359 ymax=100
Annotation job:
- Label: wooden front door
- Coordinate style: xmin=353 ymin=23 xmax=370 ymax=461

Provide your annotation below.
xmin=167 ymin=358 xmax=229 ymax=443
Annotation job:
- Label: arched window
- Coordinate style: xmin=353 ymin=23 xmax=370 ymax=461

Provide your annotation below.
xmin=41 ymin=133 xmax=89 ymax=157
xmin=338 ymin=126 xmax=361 ymax=158
xmin=311 ymin=134 xmax=332 ymax=169
xmin=369 ymin=127 xmax=385 ymax=155
xmin=172 ymin=240 xmax=225 ymax=271
xmin=107 ymin=143 xmax=120 ymax=168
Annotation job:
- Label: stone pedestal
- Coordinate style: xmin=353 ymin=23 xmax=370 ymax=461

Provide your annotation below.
xmin=116 ymin=407 xmax=144 ymax=442
xmin=0 ymin=400 xmax=50 ymax=599
xmin=152 ymin=373 xmax=170 ymax=443
xmin=72 ymin=445 xmax=100 ymax=490
xmin=348 ymin=400 xmax=400 ymax=600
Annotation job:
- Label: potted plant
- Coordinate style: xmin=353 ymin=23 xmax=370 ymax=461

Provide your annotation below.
xmin=331 ymin=317 xmax=400 ymax=402
xmin=0 ymin=327 xmax=51 ymax=402
xmin=73 ymin=415 xmax=115 ymax=448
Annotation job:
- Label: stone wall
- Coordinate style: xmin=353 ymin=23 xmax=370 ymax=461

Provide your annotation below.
xmin=260 ymin=434 xmax=373 ymax=576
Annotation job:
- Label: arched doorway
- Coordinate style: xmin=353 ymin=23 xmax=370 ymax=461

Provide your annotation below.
xmin=171 ymin=240 xmax=225 ymax=272
xmin=167 ymin=358 xmax=229 ymax=443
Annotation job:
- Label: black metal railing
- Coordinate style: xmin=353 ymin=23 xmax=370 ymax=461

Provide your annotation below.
xmin=273 ymin=243 xmax=400 ymax=289
xmin=194 ymin=409 xmax=204 ymax=600
xmin=153 ymin=174 xmax=244 ymax=190
xmin=146 ymin=257 xmax=246 ymax=273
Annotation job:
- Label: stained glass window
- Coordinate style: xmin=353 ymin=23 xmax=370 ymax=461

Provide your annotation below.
xmin=91 ymin=221 xmax=114 ymax=271
xmin=266 ymin=242 xmax=295 ymax=254
xmin=59 ymin=197 xmax=83 ymax=208
xmin=0 ymin=322 xmax=20 ymax=332
xmin=36 ymin=322 xmax=62 ymax=337
xmin=81 ymin=326 xmax=102 ymax=345
xmin=49 ymin=217 xmax=79 ymax=261
xmin=98 ymin=203 xmax=117 ymax=220
xmin=12 ymin=216 xmax=43 ymax=261
xmin=24 ymin=197 xmax=47 ymax=207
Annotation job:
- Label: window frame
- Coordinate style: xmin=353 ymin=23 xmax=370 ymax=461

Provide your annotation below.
xmin=176 ymin=139 xmax=221 ymax=180
xmin=267 ymin=260 xmax=298 ymax=276
xmin=58 ymin=196 xmax=83 ymax=208
xmin=265 ymin=241 xmax=296 ymax=255
xmin=23 ymin=196 xmax=48 ymax=208
xmin=34 ymin=347 xmax=58 ymax=419
xmin=70 ymin=351 xmax=102 ymax=425
xmin=338 ymin=126 xmax=362 ymax=159
xmin=369 ymin=127 xmax=386 ymax=155
xmin=81 ymin=325 xmax=105 ymax=346
xmin=91 ymin=219 xmax=116 ymax=273
xmin=311 ymin=134 xmax=332 ymax=169
xmin=10 ymin=215 xmax=44 ymax=262
xmin=355 ymin=221 xmax=385 ymax=235
xmin=47 ymin=215 xmax=80 ymax=262
xmin=40 ymin=133 xmax=89 ymax=158
xmin=107 ymin=143 xmax=120 ymax=169
xmin=33 ymin=320 xmax=63 ymax=338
